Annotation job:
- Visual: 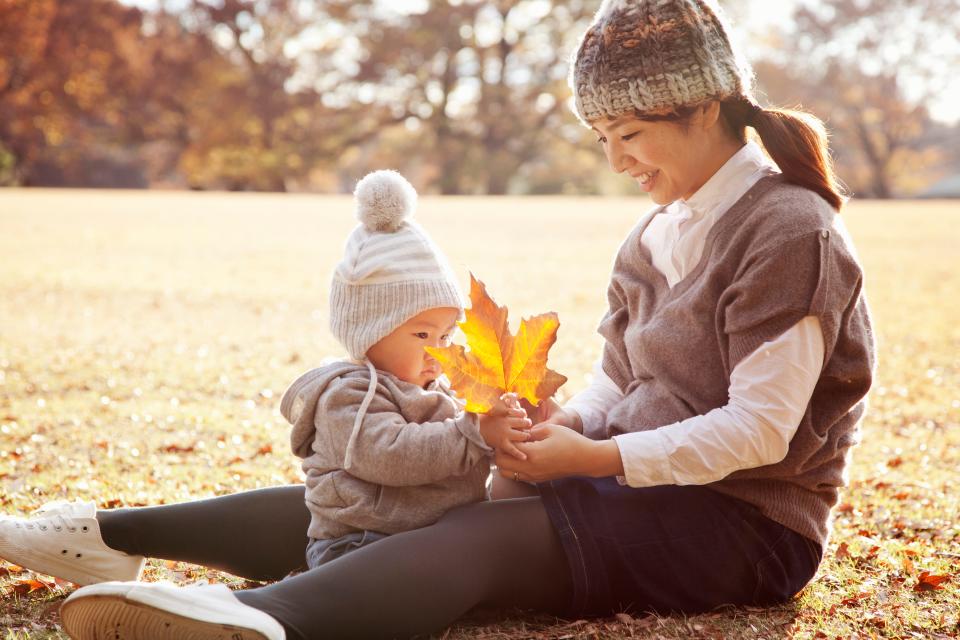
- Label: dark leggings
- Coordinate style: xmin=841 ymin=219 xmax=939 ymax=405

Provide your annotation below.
xmin=98 ymin=486 xmax=571 ymax=640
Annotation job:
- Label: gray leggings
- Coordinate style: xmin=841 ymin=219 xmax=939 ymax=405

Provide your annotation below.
xmin=97 ymin=485 xmax=571 ymax=640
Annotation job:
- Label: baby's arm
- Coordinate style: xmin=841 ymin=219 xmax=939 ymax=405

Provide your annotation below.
xmin=318 ymin=377 xmax=492 ymax=487
xmin=478 ymin=393 xmax=534 ymax=460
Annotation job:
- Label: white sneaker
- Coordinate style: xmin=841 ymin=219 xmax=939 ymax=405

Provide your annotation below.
xmin=0 ymin=500 xmax=145 ymax=585
xmin=60 ymin=580 xmax=286 ymax=640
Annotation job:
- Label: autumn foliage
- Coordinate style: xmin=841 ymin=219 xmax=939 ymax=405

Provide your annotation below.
xmin=426 ymin=275 xmax=567 ymax=413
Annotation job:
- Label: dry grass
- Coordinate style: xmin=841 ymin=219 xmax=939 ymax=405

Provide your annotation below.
xmin=0 ymin=190 xmax=958 ymax=638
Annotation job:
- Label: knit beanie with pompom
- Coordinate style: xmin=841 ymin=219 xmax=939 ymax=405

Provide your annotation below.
xmin=329 ymin=170 xmax=464 ymax=360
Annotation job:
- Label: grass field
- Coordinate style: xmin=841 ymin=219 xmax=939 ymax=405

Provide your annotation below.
xmin=0 ymin=189 xmax=958 ymax=638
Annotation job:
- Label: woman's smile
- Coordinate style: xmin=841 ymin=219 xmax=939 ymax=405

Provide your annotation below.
xmin=631 ymin=169 xmax=659 ymax=192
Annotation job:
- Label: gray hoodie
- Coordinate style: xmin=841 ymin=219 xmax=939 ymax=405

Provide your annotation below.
xmin=283 ymin=360 xmax=492 ymax=540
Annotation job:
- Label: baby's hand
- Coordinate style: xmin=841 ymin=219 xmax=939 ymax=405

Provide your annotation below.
xmin=478 ymin=393 xmax=532 ymax=460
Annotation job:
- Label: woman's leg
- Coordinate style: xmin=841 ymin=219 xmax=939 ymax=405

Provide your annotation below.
xmin=97 ymin=485 xmax=310 ymax=581
xmin=234 ymin=496 xmax=571 ymax=640
xmin=490 ymin=473 xmax=539 ymax=500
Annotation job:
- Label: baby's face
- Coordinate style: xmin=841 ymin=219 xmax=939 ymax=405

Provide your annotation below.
xmin=366 ymin=307 xmax=460 ymax=388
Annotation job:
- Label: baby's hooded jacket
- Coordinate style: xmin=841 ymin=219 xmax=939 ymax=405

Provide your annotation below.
xmin=284 ymin=360 xmax=491 ymax=540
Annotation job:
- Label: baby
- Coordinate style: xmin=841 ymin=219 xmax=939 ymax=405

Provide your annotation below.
xmin=283 ymin=170 xmax=531 ymax=568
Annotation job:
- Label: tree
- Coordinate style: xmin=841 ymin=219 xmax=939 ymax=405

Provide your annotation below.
xmin=0 ymin=0 xmax=153 ymax=185
xmin=755 ymin=0 xmax=960 ymax=197
xmin=337 ymin=0 xmax=596 ymax=194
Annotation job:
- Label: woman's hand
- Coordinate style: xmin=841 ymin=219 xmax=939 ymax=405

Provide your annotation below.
xmin=495 ymin=423 xmax=623 ymax=483
xmin=519 ymin=397 xmax=583 ymax=433
xmin=478 ymin=393 xmax=533 ymax=460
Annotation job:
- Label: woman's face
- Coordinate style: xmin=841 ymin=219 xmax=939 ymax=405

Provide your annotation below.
xmin=591 ymin=107 xmax=722 ymax=205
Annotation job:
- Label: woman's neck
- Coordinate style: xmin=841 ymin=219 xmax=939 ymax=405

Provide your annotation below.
xmin=684 ymin=135 xmax=745 ymax=201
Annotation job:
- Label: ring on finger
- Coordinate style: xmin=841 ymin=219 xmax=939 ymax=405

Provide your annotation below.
xmin=512 ymin=471 xmax=520 ymax=482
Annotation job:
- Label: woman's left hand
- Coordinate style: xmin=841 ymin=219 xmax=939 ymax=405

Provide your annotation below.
xmin=495 ymin=423 xmax=624 ymax=483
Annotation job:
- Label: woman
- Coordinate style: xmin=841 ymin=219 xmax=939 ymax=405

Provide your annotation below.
xmin=1 ymin=1 xmax=874 ymax=638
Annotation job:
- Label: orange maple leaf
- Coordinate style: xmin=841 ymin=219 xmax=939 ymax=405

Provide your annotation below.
xmin=426 ymin=274 xmax=567 ymax=413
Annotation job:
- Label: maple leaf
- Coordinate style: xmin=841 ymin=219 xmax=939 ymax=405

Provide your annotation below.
xmin=426 ymin=274 xmax=567 ymax=413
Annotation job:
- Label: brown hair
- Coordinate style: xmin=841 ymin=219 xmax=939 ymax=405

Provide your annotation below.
xmin=721 ymin=97 xmax=845 ymax=211
xmin=634 ymin=98 xmax=846 ymax=211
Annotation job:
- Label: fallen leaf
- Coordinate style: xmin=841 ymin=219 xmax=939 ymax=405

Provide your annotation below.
xmin=840 ymin=591 xmax=871 ymax=606
xmin=426 ymin=274 xmax=567 ymax=412
xmin=161 ymin=443 xmax=196 ymax=454
xmin=914 ymin=571 xmax=950 ymax=592
xmin=11 ymin=578 xmax=54 ymax=596
xmin=903 ymin=556 xmax=915 ymax=575
xmin=835 ymin=542 xmax=851 ymax=560
xmin=0 ymin=564 xmax=25 ymax=577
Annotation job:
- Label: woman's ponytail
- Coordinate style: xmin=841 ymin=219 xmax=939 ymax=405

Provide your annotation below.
xmin=722 ymin=97 xmax=846 ymax=211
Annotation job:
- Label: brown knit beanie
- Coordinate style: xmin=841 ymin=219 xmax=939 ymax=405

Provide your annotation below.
xmin=570 ymin=0 xmax=754 ymax=124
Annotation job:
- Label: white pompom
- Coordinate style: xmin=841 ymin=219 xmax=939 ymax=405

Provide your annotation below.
xmin=353 ymin=170 xmax=417 ymax=232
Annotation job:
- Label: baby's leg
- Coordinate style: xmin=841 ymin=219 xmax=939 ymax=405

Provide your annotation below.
xmin=98 ymin=485 xmax=310 ymax=580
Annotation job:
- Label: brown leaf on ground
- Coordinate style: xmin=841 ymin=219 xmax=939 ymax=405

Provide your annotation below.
xmin=252 ymin=443 xmax=273 ymax=456
xmin=11 ymin=578 xmax=55 ymax=596
xmin=903 ymin=556 xmax=916 ymax=575
xmin=914 ymin=571 xmax=951 ymax=592
xmin=161 ymin=443 xmax=197 ymax=453
xmin=835 ymin=542 xmax=851 ymax=560
xmin=840 ymin=591 xmax=872 ymax=606
xmin=0 ymin=564 xmax=25 ymax=577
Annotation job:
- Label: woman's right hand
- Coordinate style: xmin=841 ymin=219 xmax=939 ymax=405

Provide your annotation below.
xmin=520 ymin=397 xmax=583 ymax=433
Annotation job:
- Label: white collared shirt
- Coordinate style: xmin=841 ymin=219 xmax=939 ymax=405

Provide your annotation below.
xmin=565 ymin=141 xmax=826 ymax=487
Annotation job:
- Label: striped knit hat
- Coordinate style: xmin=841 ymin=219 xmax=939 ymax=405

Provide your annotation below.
xmin=569 ymin=0 xmax=754 ymax=124
xmin=330 ymin=170 xmax=464 ymax=360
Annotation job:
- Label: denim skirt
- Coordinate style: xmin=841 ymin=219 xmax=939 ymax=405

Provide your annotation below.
xmin=537 ymin=477 xmax=822 ymax=618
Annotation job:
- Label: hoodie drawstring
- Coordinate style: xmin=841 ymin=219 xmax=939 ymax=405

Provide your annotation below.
xmin=343 ymin=359 xmax=378 ymax=469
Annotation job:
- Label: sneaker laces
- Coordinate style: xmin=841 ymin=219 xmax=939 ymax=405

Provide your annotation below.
xmin=21 ymin=501 xmax=96 ymax=532
xmin=31 ymin=501 xmax=96 ymax=519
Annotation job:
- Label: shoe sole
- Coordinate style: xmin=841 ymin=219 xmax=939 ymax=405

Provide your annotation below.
xmin=60 ymin=595 xmax=270 ymax=640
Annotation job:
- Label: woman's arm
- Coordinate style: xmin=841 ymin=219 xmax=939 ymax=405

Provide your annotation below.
xmin=561 ymin=358 xmax=624 ymax=438
xmin=498 ymin=316 xmax=824 ymax=484
xmin=495 ymin=424 xmax=624 ymax=483
xmin=614 ymin=316 xmax=823 ymax=486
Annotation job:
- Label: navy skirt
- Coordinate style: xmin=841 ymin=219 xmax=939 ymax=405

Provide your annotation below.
xmin=537 ymin=477 xmax=822 ymax=618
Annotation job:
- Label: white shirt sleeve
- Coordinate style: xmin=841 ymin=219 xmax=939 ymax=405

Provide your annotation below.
xmin=563 ymin=357 xmax=624 ymax=440
xmin=613 ymin=315 xmax=825 ymax=487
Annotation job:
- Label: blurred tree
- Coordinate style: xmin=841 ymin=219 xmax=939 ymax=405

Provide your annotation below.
xmin=340 ymin=0 xmax=596 ymax=194
xmin=167 ymin=0 xmax=407 ymax=191
xmin=755 ymin=0 xmax=960 ymax=197
xmin=0 ymin=0 xmax=153 ymax=185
